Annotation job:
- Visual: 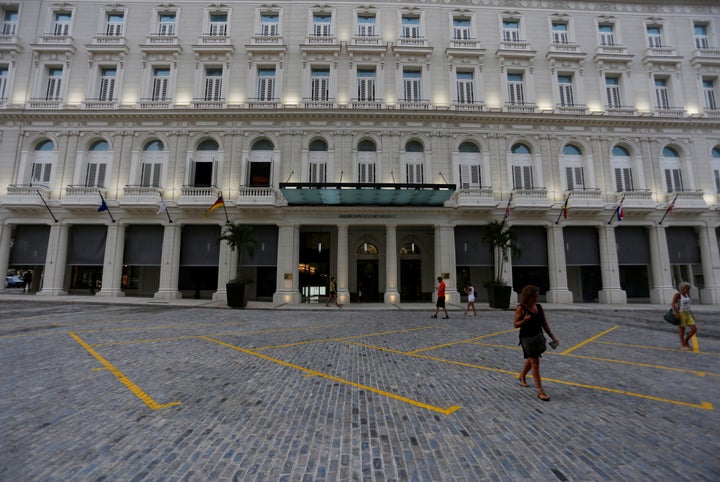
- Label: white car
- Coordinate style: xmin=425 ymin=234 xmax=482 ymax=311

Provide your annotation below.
xmin=5 ymin=275 xmax=24 ymax=288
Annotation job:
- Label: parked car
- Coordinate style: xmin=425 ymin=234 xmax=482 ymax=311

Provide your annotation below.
xmin=5 ymin=275 xmax=24 ymax=288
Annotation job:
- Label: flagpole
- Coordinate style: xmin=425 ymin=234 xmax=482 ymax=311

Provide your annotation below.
xmin=607 ymin=195 xmax=624 ymax=225
xmin=220 ymin=191 xmax=230 ymax=224
xmin=98 ymin=191 xmax=116 ymax=223
xmin=158 ymin=196 xmax=173 ymax=223
xmin=658 ymin=194 xmax=679 ymax=225
xmin=37 ymin=190 xmax=58 ymax=223
xmin=555 ymin=192 xmax=570 ymax=225
xmin=502 ymin=193 xmax=513 ymax=226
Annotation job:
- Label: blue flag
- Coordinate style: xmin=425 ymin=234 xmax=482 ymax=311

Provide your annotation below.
xmin=98 ymin=194 xmax=108 ymax=212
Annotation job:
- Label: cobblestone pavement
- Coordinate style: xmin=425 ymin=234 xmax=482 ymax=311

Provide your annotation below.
xmin=1 ymin=299 xmax=718 ymax=481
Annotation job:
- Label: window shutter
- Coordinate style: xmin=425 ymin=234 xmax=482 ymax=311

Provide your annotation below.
xmin=523 ymin=166 xmax=533 ymax=189
xmin=153 ymin=77 xmax=168 ymax=101
xmin=46 ymin=77 xmax=62 ymax=100
xmin=96 ymin=164 xmax=107 ymax=187
xmin=459 ymin=164 xmax=470 ymax=188
xmin=566 ymin=167 xmax=575 ymax=190
xmin=664 ymin=169 xmax=674 ymax=192
xmin=512 ymin=165 xmax=523 ymax=189
xmin=714 ymin=170 xmax=720 ymax=193
xmin=471 ymin=164 xmax=481 ymax=186
xmin=205 ymin=77 xmax=222 ymax=101
xmin=100 ymin=77 xmax=115 ymax=101
xmin=559 ymin=84 xmax=573 ymax=106
xmin=672 ymin=169 xmax=683 ymax=191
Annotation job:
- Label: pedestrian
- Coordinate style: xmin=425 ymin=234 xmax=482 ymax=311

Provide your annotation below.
xmin=325 ymin=277 xmax=340 ymax=307
xmin=671 ymin=282 xmax=698 ymax=350
xmin=514 ymin=285 xmax=559 ymax=402
xmin=463 ymin=282 xmax=477 ymax=316
xmin=431 ymin=276 xmax=449 ymax=319
xmin=23 ymin=270 xmax=32 ymax=292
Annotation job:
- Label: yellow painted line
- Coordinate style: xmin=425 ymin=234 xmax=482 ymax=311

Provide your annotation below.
xmin=199 ymin=336 xmax=460 ymax=415
xmin=409 ymin=328 xmax=518 ymax=354
xmin=596 ymin=341 xmax=719 ymax=356
xmin=560 ymin=326 xmax=618 ymax=355
xmin=254 ymin=326 xmax=439 ymax=351
xmin=690 ymin=335 xmax=700 ymax=353
xmin=69 ymin=332 xmax=180 ymax=410
xmin=346 ymin=341 xmax=713 ymax=411
xmin=77 ymin=320 xmax=246 ymax=334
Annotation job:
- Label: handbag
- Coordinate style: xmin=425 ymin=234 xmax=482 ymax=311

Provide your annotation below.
xmin=520 ymin=333 xmax=547 ymax=357
xmin=664 ymin=309 xmax=680 ymax=325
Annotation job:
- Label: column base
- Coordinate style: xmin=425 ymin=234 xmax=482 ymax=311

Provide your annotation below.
xmin=546 ymin=289 xmax=573 ymax=304
xmin=650 ymin=287 xmax=675 ymax=305
xmin=337 ymin=290 xmax=350 ymax=306
xmin=700 ymin=287 xmax=720 ymax=305
xmin=384 ymin=290 xmax=400 ymax=305
xmin=212 ymin=290 xmax=227 ymax=302
xmin=598 ymin=288 xmax=627 ymax=304
xmin=36 ymin=289 xmax=68 ymax=296
xmin=273 ymin=290 xmax=302 ymax=305
xmin=154 ymin=290 xmax=183 ymax=300
xmin=95 ymin=290 xmax=125 ymax=297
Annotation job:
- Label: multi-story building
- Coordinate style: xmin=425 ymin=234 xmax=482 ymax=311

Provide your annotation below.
xmin=0 ymin=0 xmax=719 ymax=306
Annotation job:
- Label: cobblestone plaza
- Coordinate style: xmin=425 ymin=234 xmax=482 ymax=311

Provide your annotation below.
xmin=1 ymin=298 xmax=718 ymax=481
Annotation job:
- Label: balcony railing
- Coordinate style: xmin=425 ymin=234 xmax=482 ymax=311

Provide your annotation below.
xmin=122 ymin=185 xmax=163 ymax=204
xmin=250 ymin=34 xmax=283 ymax=45
xmin=193 ymin=98 xmax=225 ymax=109
xmin=305 ymin=35 xmax=337 ymax=45
xmin=178 ymin=185 xmax=221 ymax=205
xmin=83 ymin=99 xmax=118 ymax=110
xmin=246 ymin=98 xmax=281 ymax=109
xmin=454 ymin=187 xmax=495 ymax=206
xmin=302 ymin=98 xmax=335 ymax=109
xmin=38 ymin=33 xmax=73 ymax=44
xmin=500 ymin=40 xmax=531 ymax=50
xmin=351 ymin=35 xmax=384 ymax=46
xmin=605 ymin=105 xmax=636 ymax=116
xmin=236 ymin=186 xmax=280 ymax=205
xmin=645 ymin=46 xmax=677 ymax=57
xmin=555 ymin=104 xmax=588 ymax=115
xmin=349 ymin=99 xmax=384 ymax=109
xmin=397 ymin=37 xmax=427 ymax=47
xmin=91 ymin=34 xmax=126 ymax=45
xmin=449 ymin=38 xmax=480 ymax=49
xmin=145 ymin=33 xmax=178 ymax=45
xmin=505 ymin=103 xmax=537 ymax=114
xmin=549 ymin=42 xmax=581 ymax=53
xmin=138 ymin=98 xmax=172 ymax=109
xmin=397 ymin=99 xmax=431 ymax=110
xmin=197 ymin=34 xmax=230 ymax=45
xmin=616 ymin=190 xmax=654 ymax=208
xmin=704 ymin=109 xmax=720 ymax=118
xmin=596 ymin=45 xmax=628 ymax=56
xmin=27 ymin=99 xmax=63 ymax=110
xmin=654 ymin=107 xmax=685 ymax=118
xmin=451 ymin=101 xmax=485 ymax=111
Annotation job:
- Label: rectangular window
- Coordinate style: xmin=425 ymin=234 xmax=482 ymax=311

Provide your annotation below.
xmin=32 ymin=163 xmax=53 ymax=186
xmin=458 ymin=164 xmax=481 ymax=189
xmin=53 ymin=12 xmax=71 ymax=36
xmin=406 ymin=163 xmax=423 ymax=183
xmin=313 ymin=14 xmax=331 ymax=36
xmin=204 ymin=68 xmax=223 ymax=101
xmin=552 ymin=23 xmax=569 ymax=44
xmin=85 ymin=162 xmax=107 ymax=188
xmin=703 ymin=79 xmax=717 ymax=110
xmin=357 ymin=69 xmax=376 ymax=102
xmin=605 ymin=76 xmax=621 ymax=108
xmin=209 ymin=14 xmax=227 ymax=36
xmin=98 ymin=67 xmax=116 ymax=101
xmin=257 ymin=68 xmax=275 ymax=100
xmin=357 ymin=15 xmax=375 ymax=36
xmin=260 ymin=14 xmax=279 ymax=36
xmin=402 ymin=16 xmax=420 ymax=38
xmin=647 ymin=26 xmax=662 ymax=48
xmin=46 ymin=67 xmax=63 ymax=100
xmin=598 ymin=24 xmax=615 ymax=46
xmin=614 ymin=168 xmax=633 ymax=192
xmin=655 ymin=78 xmax=669 ymax=110
xmin=694 ymin=24 xmax=709 ymax=49
xmin=565 ymin=167 xmax=585 ymax=190
xmin=358 ymin=163 xmax=376 ymax=183
xmin=512 ymin=165 xmax=533 ymax=189
xmin=403 ymin=70 xmax=421 ymax=102
xmin=106 ymin=13 xmax=124 ymax=36
xmin=309 ymin=162 xmax=326 ymax=183
xmin=502 ymin=20 xmax=520 ymax=42
xmin=2 ymin=10 xmax=18 ymax=35
xmin=453 ymin=18 xmax=471 ymax=40
xmin=158 ymin=14 xmax=176 ymax=36
xmin=558 ymin=75 xmax=574 ymax=106
xmin=141 ymin=163 xmax=162 ymax=187
xmin=151 ymin=68 xmax=170 ymax=101
xmin=507 ymin=73 xmax=524 ymax=105
xmin=664 ymin=169 xmax=683 ymax=192
xmin=311 ymin=69 xmax=330 ymax=101
xmin=0 ymin=66 xmax=8 ymax=100
xmin=456 ymin=71 xmax=474 ymax=104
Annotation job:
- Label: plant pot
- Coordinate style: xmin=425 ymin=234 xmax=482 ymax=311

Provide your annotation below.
xmin=226 ymin=282 xmax=247 ymax=308
xmin=487 ymin=285 xmax=512 ymax=309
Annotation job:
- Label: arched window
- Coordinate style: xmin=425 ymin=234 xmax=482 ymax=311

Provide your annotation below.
xmin=141 ymin=140 xmax=165 ymax=187
xmin=562 ymin=144 xmax=584 ymax=190
xmin=308 ymin=139 xmax=328 ymax=183
xmin=400 ymin=242 xmax=420 ymax=254
xmin=663 ymin=146 xmax=680 ymax=158
xmin=459 ymin=141 xmax=480 ymax=153
xmin=511 ymin=143 xmax=533 ymax=189
xmin=36 ymin=140 xmax=55 ymax=151
xmin=90 ymin=140 xmax=109 ymax=151
xmin=661 ymin=146 xmax=683 ymax=192
xmin=252 ymin=139 xmax=274 ymax=150
xmin=405 ymin=140 xmax=424 ymax=183
xmin=458 ymin=142 xmax=481 ymax=188
xmin=144 ymin=140 xmax=164 ymax=151
xmin=31 ymin=140 xmax=56 ymax=186
xmin=358 ymin=140 xmax=377 ymax=183
xmin=309 ymin=139 xmax=328 ymax=151
xmin=612 ymin=146 xmax=630 ymax=157
xmin=712 ymin=147 xmax=720 ymax=193
xmin=86 ymin=139 xmax=111 ymax=188
xmin=248 ymin=140 xmax=274 ymax=187
xmin=198 ymin=139 xmax=219 ymax=150
xmin=405 ymin=140 xmax=424 ymax=152
xmin=612 ymin=145 xmax=633 ymax=192
xmin=357 ymin=242 xmax=378 ymax=254
xmin=192 ymin=139 xmax=219 ymax=187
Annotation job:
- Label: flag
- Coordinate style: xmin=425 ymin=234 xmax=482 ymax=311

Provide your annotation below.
xmin=615 ymin=195 xmax=625 ymax=221
xmin=98 ymin=193 xmax=108 ymax=212
xmin=156 ymin=200 xmax=166 ymax=215
xmin=205 ymin=195 xmax=224 ymax=217
xmin=562 ymin=194 xmax=570 ymax=219
xmin=665 ymin=196 xmax=676 ymax=216
xmin=503 ymin=194 xmax=513 ymax=221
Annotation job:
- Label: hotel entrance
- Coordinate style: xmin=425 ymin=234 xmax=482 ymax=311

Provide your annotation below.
xmin=299 ymin=232 xmax=330 ymax=303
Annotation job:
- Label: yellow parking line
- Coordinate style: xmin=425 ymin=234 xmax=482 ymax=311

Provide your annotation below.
xmin=690 ymin=335 xmax=700 ymax=352
xmin=254 ymin=326 xmax=439 ymax=351
xmin=596 ymin=341 xmax=718 ymax=355
xmin=409 ymin=328 xmax=518 ymax=354
xmin=69 ymin=332 xmax=180 ymax=410
xmin=199 ymin=336 xmax=461 ymax=415
xmin=561 ymin=326 xmax=618 ymax=355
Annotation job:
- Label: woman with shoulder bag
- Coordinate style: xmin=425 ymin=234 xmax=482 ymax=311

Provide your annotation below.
xmin=514 ymin=285 xmax=559 ymax=401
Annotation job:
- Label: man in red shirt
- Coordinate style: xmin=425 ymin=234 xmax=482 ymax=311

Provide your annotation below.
xmin=431 ymin=276 xmax=449 ymax=319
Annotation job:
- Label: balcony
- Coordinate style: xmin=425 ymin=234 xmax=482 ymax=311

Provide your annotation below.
xmin=654 ymin=106 xmax=686 ymax=118
xmin=616 ymin=190 xmax=654 ymax=210
xmin=497 ymin=40 xmax=536 ymax=62
xmin=703 ymin=109 xmax=720 ymax=118
xmin=250 ymin=34 xmax=283 ymax=45
xmin=137 ymin=98 xmax=172 ymax=109
xmin=3 ymin=185 xmax=51 ymax=207
xmin=555 ymin=104 xmax=588 ymax=115
xmin=505 ymin=103 xmax=537 ymax=114
xmin=347 ymin=35 xmax=387 ymax=56
xmin=451 ymin=101 xmax=485 ymax=112
xmin=192 ymin=98 xmax=225 ymax=109
xmin=246 ymin=98 xmax=282 ymax=109
xmin=594 ymin=44 xmax=632 ymax=64
xmin=605 ymin=105 xmax=636 ymax=116
xmin=63 ymin=186 xmax=106 ymax=206
xmin=451 ymin=187 xmax=495 ymax=207
xmin=564 ymin=189 xmax=604 ymax=210
xmin=546 ymin=42 xmax=586 ymax=62
xmin=642 ymin=46 xmax=682 ymax=68
xmin=192 ymin=34 xmax=234 ymax=56
xmin=666 ymin=190 xmax=707 ymax=211
xmin=690 ymin=47 xmax=720 ymax=68
xmin=235 ymin=186 xmax=281 ymax=206
xmin=26 ymin=99 xmax=63 ymax=110
xmin=177 ymin=185 xmax=221 ymax=206
xmin=348 ymin=99 xmax=384 ymax=110
xmin=122 ymin=186 xmax=163 ymax=205
xmin=83 ymin=99 xmax=118 ymax=110
xmin=302 ymin=98 xmax=336 ymax=109
xmin=511 ymin=187 xmax=551 ymax=209
xmin=396 ymin=99 xmax=432 ymax=110
xmin=38 ymin=34 xmax=73 ymax=45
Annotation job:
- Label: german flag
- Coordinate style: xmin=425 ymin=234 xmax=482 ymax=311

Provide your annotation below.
xmin=205 ymin=195 xmax=224 ymax=218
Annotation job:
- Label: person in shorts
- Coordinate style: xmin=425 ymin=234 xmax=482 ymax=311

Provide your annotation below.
xmin=671 ymin=282 xmax=698 ymax=350
xmin=431 ymin=276 xmax=449 ymax=319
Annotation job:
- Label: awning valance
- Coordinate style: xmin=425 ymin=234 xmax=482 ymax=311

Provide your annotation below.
xmin=279 ymin=183 xmax=455 ymax=206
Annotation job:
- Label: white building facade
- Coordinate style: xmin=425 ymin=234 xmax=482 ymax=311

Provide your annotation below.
xmin=0 ymin=0 xmax=719 ymax=306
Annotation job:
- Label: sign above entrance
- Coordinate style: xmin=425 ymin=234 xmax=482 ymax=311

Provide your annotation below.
xmin=279 ymin=183 xmax=456 ymax=206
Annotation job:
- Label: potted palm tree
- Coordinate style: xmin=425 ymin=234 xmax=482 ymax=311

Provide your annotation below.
xmin=481 ymin=220 xmax=521 ymax=309
xmin=219 ymin=223 xmax=259 ymax=308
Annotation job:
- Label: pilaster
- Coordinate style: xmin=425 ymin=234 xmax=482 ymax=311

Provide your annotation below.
xmin=546 ymin=224 xmax=573 ymax=303
xmin=37 ymin=223 xmax=68 ymax=296
xmin=598 ymin=224 xmax=627 ymax=304
xmin=96 ymin=223 xmax=126 ymax=297
xmin=155 ymin=223 xmax=182 ymax=299
xmin=274 ymin=224 xmax=302 ymax=305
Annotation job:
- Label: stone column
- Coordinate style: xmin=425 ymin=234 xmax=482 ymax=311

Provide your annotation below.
xmin=546 ymin=224 xmax=573 ymax=303
xmin=598 ymin=224 xmax=627 ymax=304
xmin=336 ymin=224 xmax=350 ymax=305
xmin=434 ymin=225 xmax=460 ymax=305
xmin=155 ymin=223 xmax=182 ymax=299
xmin=274 ymin=224 xmax=302 ymax=305
xmin=384 ymin=224 xmax=399 ymax=304
xmin=0 ymin=223 xmax=12 ymax=292
xmin=698 ymin=224 xmax=720 ymax=304
xmin=97 ymin=223 xmax=125 ymax=297
xmin=213 ymin=227 xmax=235 ymax=302
xmin=648 ymin=225 xmax=674 ymax=304
xmin=38 ymin=223 xmax=68 ymax=296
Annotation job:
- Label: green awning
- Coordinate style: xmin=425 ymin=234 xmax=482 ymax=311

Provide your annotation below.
xmin=279 ymin=183 xmax=456 ymax=206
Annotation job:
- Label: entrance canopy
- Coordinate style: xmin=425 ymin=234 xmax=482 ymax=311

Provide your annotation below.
xmin=280 ymin=183 xmax=455 ymax=206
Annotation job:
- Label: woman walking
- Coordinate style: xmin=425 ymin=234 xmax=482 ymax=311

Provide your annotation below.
xmin=463 ymin=282 xmax=477 ymax=316
xmin=514 ymin=285 xmax=559 ymax=402
xmin=671 ymin=282 xmax=698 ymax=350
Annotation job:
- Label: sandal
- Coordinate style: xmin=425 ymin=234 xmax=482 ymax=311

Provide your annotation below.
xmin=537 ymin=389 xmax=550 ymax=402
xmin=519 ymin=377 xmax=529 ymax=387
